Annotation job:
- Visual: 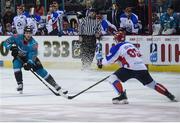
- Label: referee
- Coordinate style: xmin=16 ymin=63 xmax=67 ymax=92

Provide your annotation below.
xmin=79 ymin=8 xmax=101 ymax=70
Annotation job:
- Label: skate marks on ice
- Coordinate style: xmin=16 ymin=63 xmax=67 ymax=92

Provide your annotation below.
xmin=0 ymin=68 xmax=180 ymax=122
xmin=0 ymin=101 xmax=180 ymax=122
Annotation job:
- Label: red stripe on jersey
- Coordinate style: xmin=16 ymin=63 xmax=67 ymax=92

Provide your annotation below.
xmin=117 ymin=56 xmax=130 ymax=68
xmin=52 ymin=21 xmax=58 ymax=29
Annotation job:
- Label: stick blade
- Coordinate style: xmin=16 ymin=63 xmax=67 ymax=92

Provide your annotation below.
xmin=68 ymin=96 xmax=75 ymax=99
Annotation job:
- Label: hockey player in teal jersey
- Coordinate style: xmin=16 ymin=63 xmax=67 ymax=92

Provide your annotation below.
xmin=3 ymin=26 xmax=68 ymax=95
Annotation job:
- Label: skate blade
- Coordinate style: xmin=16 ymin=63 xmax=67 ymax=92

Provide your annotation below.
xmin=63 ymin=91 xmax=68 ymax=94
xmin=112 ymin=99 xmax=129 ymax=104
xmin=58 ymin=90 xmax=68 ymax=99
xmin=171 ymin=99 xmax=178 ymax=102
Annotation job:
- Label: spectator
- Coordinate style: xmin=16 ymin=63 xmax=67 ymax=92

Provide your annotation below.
xmin=35 ymin=0 xmax=45 ymax=16
xmin=135 ymin=0 xmax=148 ymax=34
xmin=158 ymin=0 xmax=172 ymax=13
xmin=21 ymin=4 xmax=30 ymax=17
xmin=81 ymin=0 xmax=93 ymax=17
xmin=96 ymin=13 xmax=117 ymax=35
xmin=5 ymin=0 xmax=13 ymax=11
xmin=12 ymin=5 xmax=27 ymax=34
xmin=52 ymin=0 xmax=64 ymax=15
xmin=152 ymin=13 xmax=161 ymax=35
xmin=62 ymin=21 xmax=78 ymax=35
xmin=46 ymin=1 xmax=64 ymax=35
xmin=46 ymin=4 xmax=54 ymax=34
xmin=3 ymin=7 xmax=15 ymax=27
xmin=69 ymin=18 xmax=79 ymax=32
xmin=120 ymin=6 xmax=139 ymax=35
xmin=47 ymin=4 xmax=53 ymax=15
xmin=107 ymin=2 xmax=123 ymax=29
xmin=159 ymin=5 xmax=178 ymax=35
xmin=26 ymin=7 xmax=41 ymax=35
xmin=4 ymin=23 xmax=13 ymax=36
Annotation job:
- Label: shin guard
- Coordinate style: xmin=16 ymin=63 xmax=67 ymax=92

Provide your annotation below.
xmin=112 ymin=80 xmax=124 ymax=94
xmin=155 ymin=83 xmax=168 ymax=95
xmin=45 ymin=74 xmax=58 ymax=88
xmin=14 ymin=70 xmax=23 ymax=85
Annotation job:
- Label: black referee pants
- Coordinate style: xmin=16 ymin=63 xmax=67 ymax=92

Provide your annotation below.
xmin=81 ymin=35 xmax=96 ymax=69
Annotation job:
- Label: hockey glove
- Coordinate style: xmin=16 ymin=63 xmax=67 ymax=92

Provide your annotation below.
xmin=23 ymin=63 xmax=32 ymax=71
xmin=10 ymin=45 xmax=18 ymax=57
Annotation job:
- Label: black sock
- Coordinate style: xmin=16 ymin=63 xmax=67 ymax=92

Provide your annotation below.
xmin=14 ymin=70 xmax=23 ymax=85
xmin=45 ymin=74 xmax=58 ymax=87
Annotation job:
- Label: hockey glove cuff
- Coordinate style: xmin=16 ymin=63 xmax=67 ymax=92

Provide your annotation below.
xmin=23 ymin=63 xmax=32 ymax=71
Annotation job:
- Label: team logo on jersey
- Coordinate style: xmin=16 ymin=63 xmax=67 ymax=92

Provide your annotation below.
xmin=72 ymin=40 xmax=81 ymax=58
xmin=150 ymin=43 xmax=157 ymax=62
xmin=17 ymin=22 xmax=22 ymax=27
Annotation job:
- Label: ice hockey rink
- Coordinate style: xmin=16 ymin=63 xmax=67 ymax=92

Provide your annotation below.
xmin=0 ymin=67 xmax=180 ymax=122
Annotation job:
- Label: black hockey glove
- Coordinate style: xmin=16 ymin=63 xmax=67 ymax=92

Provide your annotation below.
xmin=23 ymin=63 xmax=32 ymax=71
xmin=10 ymin=45 xmax=18 ymax=57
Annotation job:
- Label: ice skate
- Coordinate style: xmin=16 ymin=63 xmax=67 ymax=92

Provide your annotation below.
xmin=55 ymin=86 xmax=68 ymax=95
xmin=112 ymin=90 xmax=129 ymax=104
xmin=17 ymin=84 xmax=23 ymax=94
xmin=165 ymin=91 xmax=178 ymax=102
xmin=56 ymin=87 xmax=68 ymax=98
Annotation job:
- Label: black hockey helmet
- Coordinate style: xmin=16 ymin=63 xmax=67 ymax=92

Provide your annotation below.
xmin=24 ymin=26 xmax=33 ymax=33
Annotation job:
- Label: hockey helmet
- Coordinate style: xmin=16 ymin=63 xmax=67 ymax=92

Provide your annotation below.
xmin=24 ymin=26 xmax=33 ymax=33
xmin=113 ymin=31 xmax=125 ymax=42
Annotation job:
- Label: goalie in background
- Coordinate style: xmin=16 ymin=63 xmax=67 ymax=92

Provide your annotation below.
xmin=3 ymin=26 xmax=68 ymax=95
xmin=98 ymin=30 xmax=177 ymax=104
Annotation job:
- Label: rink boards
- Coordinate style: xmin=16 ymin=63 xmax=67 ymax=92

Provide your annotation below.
xmin=0 ymin=35 xmax=180 ymax=72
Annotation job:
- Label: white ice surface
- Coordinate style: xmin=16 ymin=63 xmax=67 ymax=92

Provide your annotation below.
xmin=0 ymin=68 xmax=180 ymax=122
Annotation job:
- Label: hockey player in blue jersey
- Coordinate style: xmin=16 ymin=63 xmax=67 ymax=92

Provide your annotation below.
xmin=97 ymin=31 xmax=177 ymax=104
xmin=3 ymin=26 xmax=68 ymax=95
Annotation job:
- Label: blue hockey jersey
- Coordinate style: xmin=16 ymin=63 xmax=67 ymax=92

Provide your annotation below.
xmin=4 ymin=34 xmax=38 ymax=64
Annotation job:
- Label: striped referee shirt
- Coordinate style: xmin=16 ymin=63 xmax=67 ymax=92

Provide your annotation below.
xmin=79 ymin=16 xmax=101 ymax=36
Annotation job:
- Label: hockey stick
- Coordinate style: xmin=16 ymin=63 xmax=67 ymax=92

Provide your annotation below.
xmin=67 ymin=75 xmax=110 ymax=99
xmin=28 ymin=68 xmax=68 ymax=99
xmin=16 ymin=56 xmax=64 ymax=97
xmin=29 ymin=69 xmax=61 ymax=96
xmin=28 ymin=66 xmax=69 ymax=99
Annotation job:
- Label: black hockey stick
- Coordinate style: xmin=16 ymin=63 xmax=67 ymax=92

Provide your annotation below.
xmin=16 ymin=56 xmax=62 ymax=97
xmin=28 ymin=65 xmax=69 ymax=99
xmin=67 ymin=75 xmax=110 ymax=99
xmin=29 ymin=69 xmax=61 ymax=96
